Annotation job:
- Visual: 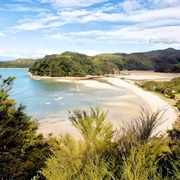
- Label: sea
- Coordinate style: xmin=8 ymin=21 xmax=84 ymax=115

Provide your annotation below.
xmin=0 ymin=69 xmax=146 ymax=122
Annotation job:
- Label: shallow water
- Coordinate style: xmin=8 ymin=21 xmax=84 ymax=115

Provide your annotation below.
xmin=0 ymin=69 xmax=146 ymax=122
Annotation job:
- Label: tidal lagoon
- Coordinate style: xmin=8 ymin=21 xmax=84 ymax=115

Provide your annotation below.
xmin=0 ymin=69 xmax=144 ymax=120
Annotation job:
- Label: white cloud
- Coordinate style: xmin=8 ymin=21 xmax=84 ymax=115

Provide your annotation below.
xmin=13 ymin=13 xmax=61 ymax=31
xmin=0 ymin=48 xmax=59 ymax=60
xmin=6 ymin=4 xmax=49 ymax=12
xmin=148 ymin=26 xmax=180 ymax=44
xmin=2 ymin=0 xmax=180 ymax=57
xmin=151 ymin=43 xmax=180 ymax=50
xmin=78 ymin=10 xmax=126 ymax=23
xmin=71 ymin=6 xmax=180 ymax=24
xmin=40 ymin=0 xmax=108 ymax=9
xmin=120 ymin=0 xmax=143 ymax=14
xmin=148 ymin=0 xmax=180 ymax=8
xmin=14 ymin=22 xmax=45 ymax=31
xmin=6 ymin=4 xmax=31 ymax=11
xmin=77 ymin=49 xmax=102 ymax=56
xmin=130 ymin=7 xmax=180 ymax=22
xmin=149 ymin=37 xmax=180 ymax=44
xmin=44 ymin=33 xmax=71 ymax=41
xmin=66 ymin=24 xmax=180 ymax=46
xmin=0 ymin=49 xmax=22 ymax=60
xmin=32 ymin=49 xmax=55 ymax=57
xmin=0 ymin=32 xmax=5 ymax=37
xmin=58 ymin=9 xmax=90 ymax=18
xmin=10 ymin=0 xmax=180 ymax=33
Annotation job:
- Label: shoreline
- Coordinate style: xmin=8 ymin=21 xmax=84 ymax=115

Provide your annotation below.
xmin=31 ymin=72 xmax=180 ymax=138
xmin=27 ymin=72 xmax=108 ymax=81
xmin=28 ymin=71 xmax=180 ymax=82
xmin=105 ymin=78 xmax=178 ymax=134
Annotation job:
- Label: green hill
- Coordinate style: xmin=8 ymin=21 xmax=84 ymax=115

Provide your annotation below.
xmin=1 ymin=48 xmax=180 ymax=73
xmin=96 ymin=48 xmax=180 ymax=72
xmin=29 ymin=52 xmax=119 ymax=77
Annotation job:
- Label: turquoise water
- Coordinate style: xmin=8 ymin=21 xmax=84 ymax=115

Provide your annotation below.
xmin=1 ymin=69 xmax=134 ymax=121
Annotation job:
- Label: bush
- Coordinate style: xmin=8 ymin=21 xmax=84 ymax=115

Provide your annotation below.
xmin=0 ymin=75 xmax=49 ymax=180
xmin=41 ymin=107 xmax=171 ymax=180
xmin=41 ymin=107 xmax=116 ymax=180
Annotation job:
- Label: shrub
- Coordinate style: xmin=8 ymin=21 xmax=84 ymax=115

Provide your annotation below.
xmin=41 ymin=107 xmax=116 ymax=180
xmin=0 ymin=75 xmax=49 ymax=180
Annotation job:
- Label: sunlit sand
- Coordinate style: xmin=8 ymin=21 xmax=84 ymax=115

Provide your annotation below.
xmin=37 ymin=71 xmax=179 ymax=138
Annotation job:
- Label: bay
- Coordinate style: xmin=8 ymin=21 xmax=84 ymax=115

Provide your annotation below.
xmin=0 ymin=69 xmax=133 ymax=120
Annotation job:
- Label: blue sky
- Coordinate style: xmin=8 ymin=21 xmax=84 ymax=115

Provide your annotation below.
xmin=0 ymin=0 xmax=180 ymax=60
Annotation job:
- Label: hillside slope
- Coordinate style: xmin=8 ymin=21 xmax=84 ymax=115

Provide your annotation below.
xmin=96 ymin=48 xmax=180 ymax=72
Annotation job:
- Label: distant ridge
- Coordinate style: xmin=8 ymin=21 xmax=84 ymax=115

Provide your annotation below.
xmin=96 ymin=48 xmax=180 ymax=72
xmin=0 ymin=59 xmax=35 ymax=68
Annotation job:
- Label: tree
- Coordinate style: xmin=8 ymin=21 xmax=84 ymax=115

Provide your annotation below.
xmin=0 ymin=75 xmax=49 ymax=180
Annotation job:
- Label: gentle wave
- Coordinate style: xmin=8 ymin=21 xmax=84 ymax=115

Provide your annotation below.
xmin=54 ymin=97 xmax=63 ymax=101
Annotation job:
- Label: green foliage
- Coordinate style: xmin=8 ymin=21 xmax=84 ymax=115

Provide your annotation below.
xmin=29 ymin=52 xmax=119 ymax=77
xmin=114 ymin=108 xmax=171 ymax=179
xmin=117 ymin=107 xmax=166 ymax=153
xmin=1 ymin=48 xmax=180 ymax=72
xmin=95 ymin=53 xmax=126 ymax=70
xmin=121 ymin=139 xmax=168 ymax=180
xmin=0 ymin=75 xmax=49 ymax=180
xmin=41 ymin=107 xmax=176 ymax=180
xmin=41 ymin=107 xmax=116 ymax=180
xmin=97 ymin=48 xmax=180 ymax=73
xmin=68 ymin=107 xmax=114 ymax=154
xmin=139 ymin=77 xmax=180 ymax=100
xmin=42 ymin=134 xmax=115 ymax=180
xmin=157 ymin=119 xmax=180 ymax=179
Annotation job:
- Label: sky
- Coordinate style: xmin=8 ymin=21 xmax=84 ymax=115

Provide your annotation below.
xmin=0 ymin=0 xmax=180 ymax=60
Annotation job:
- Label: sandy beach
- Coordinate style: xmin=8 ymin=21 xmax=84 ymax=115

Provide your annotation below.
xmin=36 ymin=71 xmax=180 ymax=138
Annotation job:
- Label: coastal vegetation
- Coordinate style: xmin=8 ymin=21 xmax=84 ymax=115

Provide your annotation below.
xmin=1 ymin=48 xmax=180 ymax=73
xmin=138 ymin=77 xmax=180 ymax=111
xmin=0 ymin=75 xmax=180 ymax=179
xmin=0 ymin=75 xmax=50 ymax=179
xmin=29 ymin=52 xmax=119 ymax=77
xmin=29 ymin=48 xmax=180 ymax=76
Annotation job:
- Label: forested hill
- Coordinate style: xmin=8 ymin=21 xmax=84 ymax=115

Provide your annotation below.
xmin=1 ymin=48 xmax=180 ymax=72
xmin=0 ymin=59 xmax=35 ymax=68
xmin=96 ymin=48 xmax=180 ymax=72
xmin=29 ymin=52 xmax=119 ymax=77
